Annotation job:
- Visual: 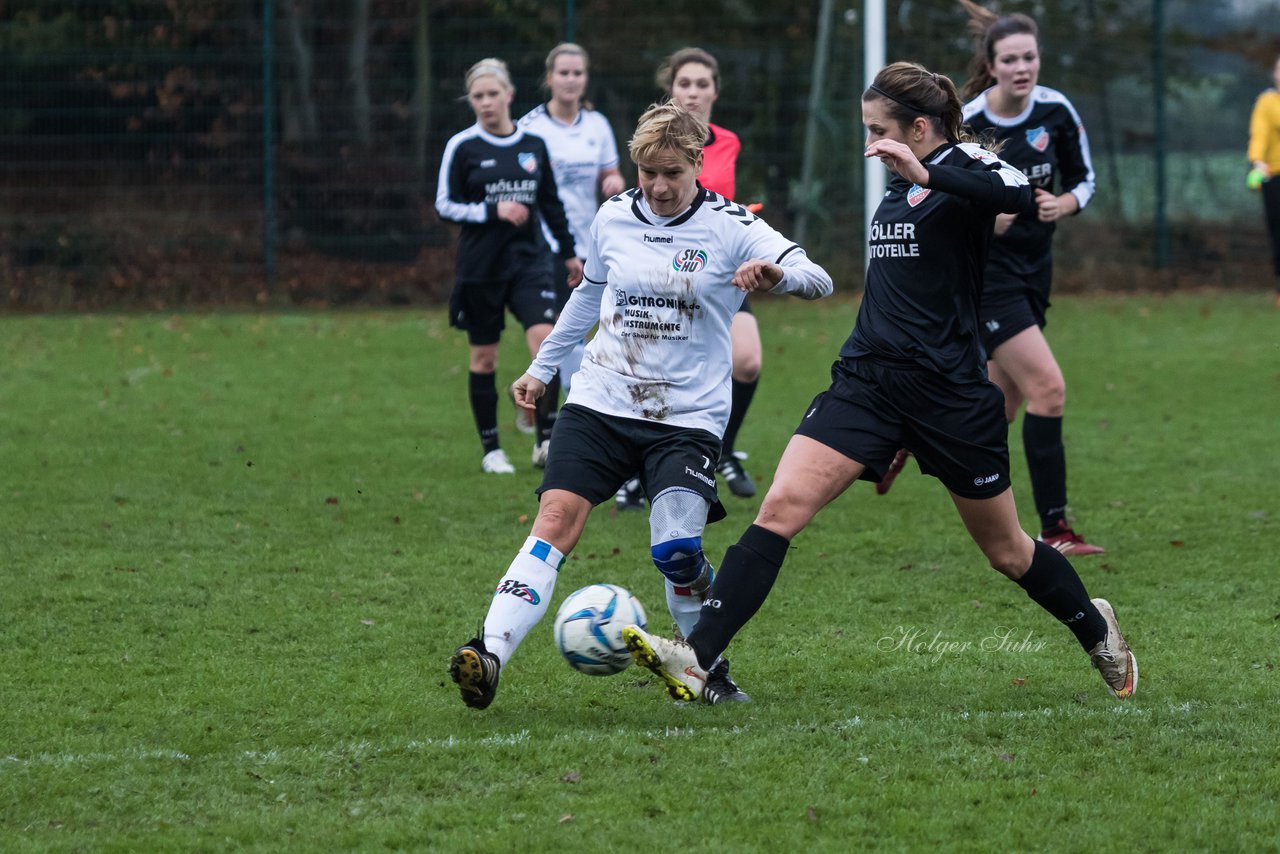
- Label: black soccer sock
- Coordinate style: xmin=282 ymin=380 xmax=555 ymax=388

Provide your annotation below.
xmin=469 ymin=371 xmax=500 ymax=454
xmin=536 ymin=374 xmax=561 ymax=443
xmin=1015 ymin=540 xmax=1106 ymax=651
xmin=1023 ymin=413 xmax=1068 ymax=531
xmin=721 ymin=377 xmax=758 ymax=457
xmin=687 ymin=524 xmax=790 ymax=670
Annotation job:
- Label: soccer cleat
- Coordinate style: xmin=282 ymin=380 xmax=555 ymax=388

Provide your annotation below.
xmin=704 ymin=658 xmax=751 ymax=704
xmin=449 ymin=636 xmax=502 ymax=709
xmin=481 ymin=448 xmax=515 ymax=474
xmin=622 ymin=625 xmax=707 ymax=702
xmin=716 ymin=454 xmax=756 ymax=498
xmin=1088 ymin=598 xmax=1138 ymax=699
xmin=875 ymin=448 xmax=911 ymax=495
xmin=615 ymin=476 xmax=646 ymax=511
xmin=1038 ymin=519 xmax=1105 ymax=556
xmin=509 ymin=384 xmax=536 ymax=435
xmin=531 ymin=439 xmax=550 ymax=469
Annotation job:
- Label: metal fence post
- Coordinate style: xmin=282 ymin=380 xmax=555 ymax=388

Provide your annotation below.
xmin=1153 ymin=0 xmax=1168 ymax=270
xmin=263 ymin=0 xmax=278 ymax=295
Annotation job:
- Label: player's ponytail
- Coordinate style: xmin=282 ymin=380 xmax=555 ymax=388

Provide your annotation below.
xmin=958 ymin=0 xmax=1039 ymax=103
xmin=866 ymin=62 xmax=967 ymax=144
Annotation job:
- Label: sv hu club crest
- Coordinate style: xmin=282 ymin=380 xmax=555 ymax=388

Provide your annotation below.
xmin=671 ymin=248 xmax=708 ymax=273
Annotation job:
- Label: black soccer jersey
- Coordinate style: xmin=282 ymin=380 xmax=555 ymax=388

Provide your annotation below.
xmin=841 ymin=142 xmax=1035 ymax=382
xmin=962 ymin=86 xmax=1095 ymax=291
xmin=435 ymin=124 xmax=576 ymax=282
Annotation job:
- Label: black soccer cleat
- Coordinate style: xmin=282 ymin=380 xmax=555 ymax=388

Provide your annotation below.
xmin=716 ymin=454 xmax=756 ymax=498
xmin=615 ymin=476 xmax=646 ymax=511
xmin=449 ymin=636 xmax=501 ymax=710
xmin=704 ymin=658 xmax=752 ymax=704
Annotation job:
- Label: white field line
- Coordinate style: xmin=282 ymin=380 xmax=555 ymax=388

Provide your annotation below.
xmin=2 ymin=702 xmax=1191 ymax=771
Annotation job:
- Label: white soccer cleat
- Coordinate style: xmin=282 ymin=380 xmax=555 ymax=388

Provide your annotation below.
xmin=531 ymin=439 xmax=550 ymax=469
xmin=1088 ymin=598 xmax=1138 ymax=699
xmin=622 ymin=624 xmax=707 ymax=702
xmin=481 ymin=448 xmax=516 ymax=474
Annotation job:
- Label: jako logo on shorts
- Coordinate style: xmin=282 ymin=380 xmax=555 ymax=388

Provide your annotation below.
xmin=672 ymin=248 xmax=708 ymax=273
xmin=907 ymin=185 xmax=931 ymax=207
xmin=1025 ymin=126 xmax=1049 ymax=152
xmin=495 ymin=579 xmax=540 ymax=605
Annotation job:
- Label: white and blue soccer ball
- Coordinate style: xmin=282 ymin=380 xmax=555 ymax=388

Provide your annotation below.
xmin=553 ymin=583 xmax=648 ymax=676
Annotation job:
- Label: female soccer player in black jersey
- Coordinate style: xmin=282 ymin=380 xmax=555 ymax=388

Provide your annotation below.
xmin=435 ymin=58 xmax=582 ymax=475
xmin=624 ymin=62 xmax=1137 ymax=705
xmin=952 ymin=2 xmax=1102 ymax=555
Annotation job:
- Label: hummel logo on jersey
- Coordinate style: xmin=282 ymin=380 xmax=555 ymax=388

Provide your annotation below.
xmin=973 ymin=473 xmax=1000 ymax=486
xmin=644 ymin=233 xmax=674 ymax=244
xmin=495 ymin=579 xmax=541 ymax=605
xmin=517 ymin=152 xmax=538 ymax=173
xmin=672 ymin=248 xmax=708 ymax=273
xmin=1026 ymin=126 xmax=1049 ymax=152
xmin=480 ymin=158 xmax=497 ymax=168
xmin=907 ymin=185 xmax=931 ymax=207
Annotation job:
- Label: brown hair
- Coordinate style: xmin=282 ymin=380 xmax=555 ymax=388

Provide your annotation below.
xmin=628 ymin=100 xmax=707 ymax=167
xmin=863 ymin=61 xmax=967 ymax=143
xmin=655 ymin=46 xmax=720 ymax=95
xmin=958 ymin=0 xmax=1039 ymax=103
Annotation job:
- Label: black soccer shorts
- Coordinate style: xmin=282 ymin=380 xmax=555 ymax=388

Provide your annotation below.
xmin=794 ymin=357 xmax=1011 ymax=500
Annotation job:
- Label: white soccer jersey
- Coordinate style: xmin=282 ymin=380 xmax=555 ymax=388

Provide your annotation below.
xmin=528 ymin=188 xmax=832 ymax=435
xmin=518 ymin=105 xmax=621 ymax=257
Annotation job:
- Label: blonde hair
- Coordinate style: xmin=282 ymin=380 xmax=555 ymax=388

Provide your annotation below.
xmin=628 ymin=100 xmax=707 ymax=166
xmin=465 ymin=57 xmax=513 ymax=94
xmin=545 ymin=42 xmax=588 ymax=73
xmin=655 ymin=46 xmax=720 ymax=95
xmin=543 ymin=42 xmax=593 ymax=109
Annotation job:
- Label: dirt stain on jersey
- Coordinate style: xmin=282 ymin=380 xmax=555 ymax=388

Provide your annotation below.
xmin=629 ymin=381 xmax=672 ymax=421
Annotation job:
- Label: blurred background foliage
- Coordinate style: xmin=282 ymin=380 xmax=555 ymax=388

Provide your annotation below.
xmin=3 ymin=0 xmax=1280 ymax=308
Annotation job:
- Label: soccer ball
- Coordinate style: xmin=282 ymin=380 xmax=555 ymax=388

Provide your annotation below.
xmin=553 ymin=583 xmax=648 ymax=676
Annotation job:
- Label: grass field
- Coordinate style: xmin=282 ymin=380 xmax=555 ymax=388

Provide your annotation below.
xmin=2 ymin=292 xmax=1278 ymax=851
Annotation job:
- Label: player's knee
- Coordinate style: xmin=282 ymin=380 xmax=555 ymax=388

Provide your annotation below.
xmin=733 ymin=352 xmax=762 ymax=382
xmin=650 ymin=536 xmax=706 ymax=585
xmin=648 ymin=486 xmax=711 ymax=585
xmin=1026 ymin=373 xmax=1065 ymax=414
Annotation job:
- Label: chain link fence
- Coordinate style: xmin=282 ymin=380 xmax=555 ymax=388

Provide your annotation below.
xmin=3 ymin=0 xmax=1278 ymax=309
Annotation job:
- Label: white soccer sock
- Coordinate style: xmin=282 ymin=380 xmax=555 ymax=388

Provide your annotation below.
xmin=665 ymin=579 xmax=704 ymax=639
xmin=483 ymin=536 xmax=565 ymax=666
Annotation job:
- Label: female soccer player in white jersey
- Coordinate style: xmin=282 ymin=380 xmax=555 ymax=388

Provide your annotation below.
xmin=624 ymin=63 xmax=1137 ymax=706
xmin=948 ymin=1 xmax=1103 ymax=555
xmin=516 ymin=43 xmax=626 ymax=463
xmin=617 ymin=46 xmax=763 ymax=509
xmin=448 ymin=101 xmax=833 ymax=710
xmin=435 ymin=58 xmax=582 ymax=475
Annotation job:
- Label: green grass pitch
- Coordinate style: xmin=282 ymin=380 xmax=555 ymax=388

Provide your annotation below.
xmin=2 ymin=292 xmax=1277 ymax=850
